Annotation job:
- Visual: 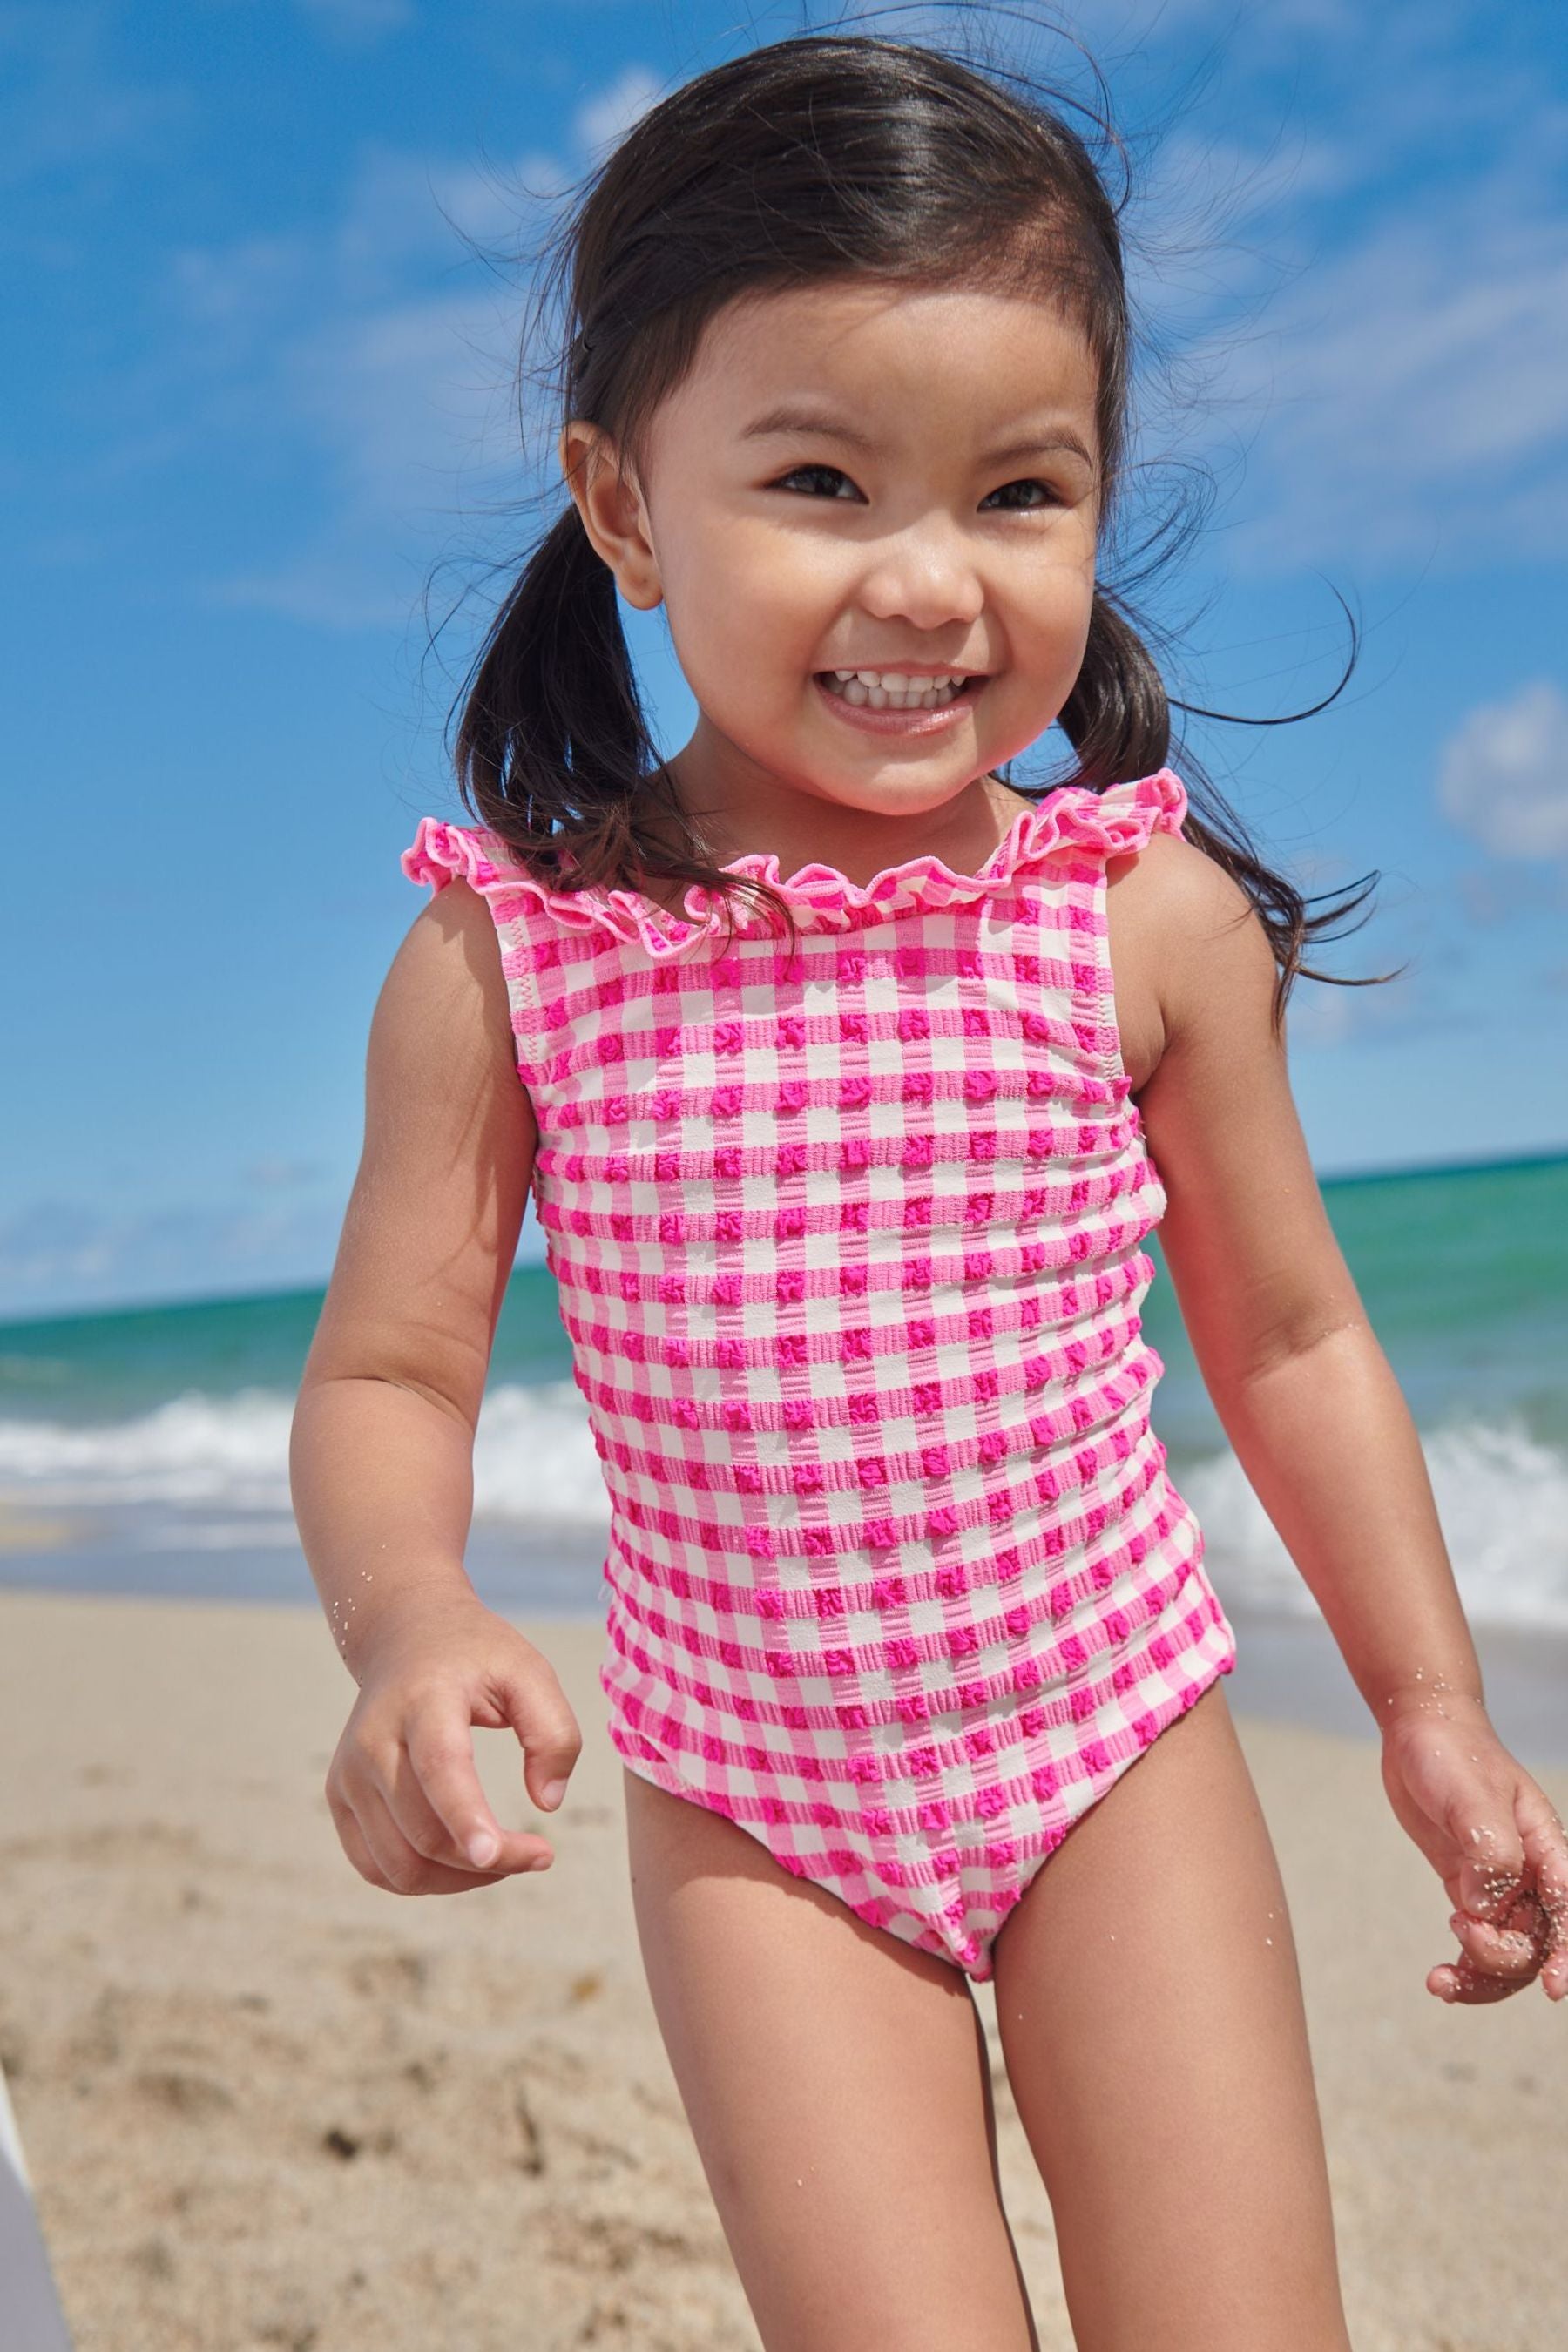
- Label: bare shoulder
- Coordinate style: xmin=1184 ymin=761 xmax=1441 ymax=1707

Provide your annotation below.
xmin=362 ymin=875 xmax=537 ymax=1216
xmin=1105 ymin=827 xmax=1277 ymax=1091
xmin=301 ymin=877 xmax=537 ymax=1418
xmin=376 ymin=877 xmax=520 ymax=1073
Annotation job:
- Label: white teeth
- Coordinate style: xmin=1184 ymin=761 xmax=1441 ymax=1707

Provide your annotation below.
xmin=821 ymin=669 xmax=970 ymax=712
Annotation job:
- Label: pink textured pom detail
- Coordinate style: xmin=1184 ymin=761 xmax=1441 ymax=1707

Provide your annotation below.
xmin=399 ymin=768 xmax=1188 ymax=958
xmin=400 ymin=768 xmax=1236 ymax=1984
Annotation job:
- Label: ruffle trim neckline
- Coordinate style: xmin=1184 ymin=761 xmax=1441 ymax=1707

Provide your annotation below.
xmin=402 ymin=767 xmax=1188 ymax=959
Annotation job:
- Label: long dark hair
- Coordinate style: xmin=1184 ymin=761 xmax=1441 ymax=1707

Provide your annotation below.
xmin=445 ymin=21 xmax=1399 ymax=1024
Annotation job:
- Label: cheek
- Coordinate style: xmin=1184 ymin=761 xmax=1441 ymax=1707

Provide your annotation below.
xmin=662 ymin=517 xmax=833 ymax=687
xmin=1007 ymin=547 xmax=1096 ymax=673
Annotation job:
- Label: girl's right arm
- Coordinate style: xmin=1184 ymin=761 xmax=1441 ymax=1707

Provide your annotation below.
xmin=289 ymin=875 xmax=582 ymax=1895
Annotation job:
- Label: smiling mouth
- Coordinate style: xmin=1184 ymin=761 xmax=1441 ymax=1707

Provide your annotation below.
xmin=815 ymin=671 xmax=983 ymax=713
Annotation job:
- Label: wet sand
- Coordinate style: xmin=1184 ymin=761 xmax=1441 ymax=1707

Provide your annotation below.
xmin=1 ymin=1587 xmax=1565 ymax=2350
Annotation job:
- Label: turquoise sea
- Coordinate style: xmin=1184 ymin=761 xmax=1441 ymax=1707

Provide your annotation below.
xmin=3 ymin=1152 xmax=1565 ymax=1653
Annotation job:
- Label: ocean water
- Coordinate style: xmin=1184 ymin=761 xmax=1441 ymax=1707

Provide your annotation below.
xmin=2 ymin=1154 xmax=1566 ymax=1648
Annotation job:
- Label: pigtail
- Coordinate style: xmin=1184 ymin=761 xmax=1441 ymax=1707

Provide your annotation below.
xmin=453 ymin=504 xmax=662 ymax=886
xmin=1055 ymin=586 xmax=1172 ymax=788
xmin=452 ymin=499 xmax=797 ymax=943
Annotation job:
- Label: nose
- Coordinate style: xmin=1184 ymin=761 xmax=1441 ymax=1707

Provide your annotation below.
xmin=855 ymin=515 xmax=986 ymax=633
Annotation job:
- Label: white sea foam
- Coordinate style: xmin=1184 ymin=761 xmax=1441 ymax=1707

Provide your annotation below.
xmin=470 ymin=1382 xmax=611 ymax=1526
xmin=0 ymin=1382 xmax=610 ymax=1531
xmin=0 ymin=1389 xmax=298 ymax=1511
xmin=1 ymin=1389 xmax=1565 ymax=1631
xmin=1183 ymin=1413 xmax=1568 ymax=1633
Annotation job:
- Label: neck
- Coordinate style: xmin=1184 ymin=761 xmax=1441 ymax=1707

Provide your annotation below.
xmin=660 ymin=723 xmax=1030 ymax=889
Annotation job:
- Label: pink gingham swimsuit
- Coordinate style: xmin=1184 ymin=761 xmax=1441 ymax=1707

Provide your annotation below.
xmin=403 ymin=766 xmax=1237 ymax=1981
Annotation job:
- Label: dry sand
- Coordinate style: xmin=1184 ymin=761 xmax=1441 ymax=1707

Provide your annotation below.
xmin=1 ymin=1587 xmax=1565 ymax=2351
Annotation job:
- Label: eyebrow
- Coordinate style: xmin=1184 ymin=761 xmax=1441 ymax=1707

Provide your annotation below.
xmin=738 ymin=403 xmax=1096 ymax=470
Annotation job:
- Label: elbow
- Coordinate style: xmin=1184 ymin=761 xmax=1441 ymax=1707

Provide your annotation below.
xmin=1229 ymin=1311 xmax=1375 ymax=1392
xmin=292 ymin=1362 xmax=478 ymax=1434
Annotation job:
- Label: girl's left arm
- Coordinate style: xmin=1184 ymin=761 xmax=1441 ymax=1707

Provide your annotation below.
xmin=1124 ymin=830 xmax=1567 ymax=2007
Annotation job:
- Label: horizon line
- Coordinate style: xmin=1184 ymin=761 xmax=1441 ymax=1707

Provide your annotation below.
xmin=1 ymin=1144 xmax=1564 ymax=1335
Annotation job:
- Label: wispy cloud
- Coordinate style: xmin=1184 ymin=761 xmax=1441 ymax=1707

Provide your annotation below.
xmin=198 ymin=284 xmax=540 ymax=629
xmin=154 ymin=139 xmax=580 ymax=627
xmin=1206 ymin=193 xmax=1568 ymax=574
xmin=0 ymin=1195 xmax=343 ymax=1320
xmin=1437 ymin=681 xmax=1568 ymax=863
xmin=1120 ymin=10 xmax=1568 ymax=575
xmin=1455 ymin=867 xmax=1568 ymax=927
xmin=0 ymin=2 xmax=192 ymax=193
xmin=1284 ymin=963 xmax=1477 ymax=1052
xmin=574 ymin=64 xmax=664 ymax=156
xmin=44 ymin=10 xmax=1568 ymax=625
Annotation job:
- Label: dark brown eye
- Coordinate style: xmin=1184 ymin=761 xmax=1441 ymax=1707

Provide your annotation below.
xmin=983 ymin=478 xmax=1063 ymax=510
xmin=775 ymin=464 xmax=859 ymax=498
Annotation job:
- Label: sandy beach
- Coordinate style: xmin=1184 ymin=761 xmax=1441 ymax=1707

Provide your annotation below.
xmin=2 ymin=1587 xmax=1565 ymax=2351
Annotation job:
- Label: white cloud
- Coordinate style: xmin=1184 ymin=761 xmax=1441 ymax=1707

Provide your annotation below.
xmin=1121 ymin=12 xmax=1568 ymax=578
xmin=1284 ymin=983 xmax=1357 ymax=1050
xmin=1206 ymin=198 xmax=1568 ymax=573
xmin=71 ymin=21 xmax=1568 ymax=625
xmin=193 ymin=282 xmax=550 ymax=626
xmin=574 ymin=64 xmax=664 ymax=158
xmin=1437 ymin=681 xmax=1568 ymax=862
xmin=155 ymin=139 xmax=577 ymax=628
xmin=1022 ymin=4 xmax=1564 ymax=579
xmin=1285 ymin=962 xmax=1477 ymax=1052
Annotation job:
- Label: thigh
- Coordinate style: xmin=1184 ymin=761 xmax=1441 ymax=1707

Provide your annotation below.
xmin=992 ymin=1682 xmax=1351 ymax=2352
xmin=622 ymin=1766 xmax=1039 ymax=2352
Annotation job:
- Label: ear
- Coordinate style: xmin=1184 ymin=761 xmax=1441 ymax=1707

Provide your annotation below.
xmin=558 ymin=422 xmax=663 ymax=612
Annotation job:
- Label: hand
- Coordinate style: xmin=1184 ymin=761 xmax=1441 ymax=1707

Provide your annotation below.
xmin=1378 ymin=1683 xmax=1568 ymax=2004
xmin=326 ymin=1593 xmax=583 ymax=1896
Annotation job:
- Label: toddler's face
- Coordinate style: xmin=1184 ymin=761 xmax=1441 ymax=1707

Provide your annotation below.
xmin=566 ymin=277 xmax=1101 ymax=837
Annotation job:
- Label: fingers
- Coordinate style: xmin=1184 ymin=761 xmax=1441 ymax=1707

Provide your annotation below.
xmin=496 ymin=1656 xmax=584 ymax=1814
xmin=1436 ymin=1779 xmax=1568 ymax=2004
xmin=331 ymin=1789 xmax=395 ymax=1892
xmin=1516 ymin=1781 xmax=1568 ymax=2000
xmin=1428 ymin=1957 xmax=1527 ymax=2006
xmin=322 ymin=1625 xmax=585 ymax=1898
xmin=332 ymin=1780 xmax=484 ymax=1900
xmin=1429 ymin=1896 xmax=1544 ymax=2004
xmin=353 ymin=1781 xmax=522 ymax=1897
xmin=328 ymin=1720 xmax=557 ymax=1897
xmin=401 ymin=1706 xmax=552 ymax=1873
xmin=1436 ymin=1781 xmax=1533 ymax=2004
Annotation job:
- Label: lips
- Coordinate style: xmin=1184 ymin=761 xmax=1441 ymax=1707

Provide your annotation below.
xmin=811 ymin=670 xmax=981 ymax=737
xmin=817 ymin=672 xmax=983 ymax=713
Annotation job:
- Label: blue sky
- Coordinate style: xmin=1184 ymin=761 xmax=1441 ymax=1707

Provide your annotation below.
xmin=3 ymin=0 xmax=1566 ymax=1320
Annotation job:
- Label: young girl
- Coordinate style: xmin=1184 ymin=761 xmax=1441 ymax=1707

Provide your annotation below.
xmin=290 ymin=26 xmax=1568 ymax=2349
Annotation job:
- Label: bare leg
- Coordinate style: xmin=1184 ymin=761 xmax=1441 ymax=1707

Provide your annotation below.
xmin=992 ymin=1681 xmax=1352 ymax=2351
xmin=623 ymin=1767 xmax=1040 ymax=2351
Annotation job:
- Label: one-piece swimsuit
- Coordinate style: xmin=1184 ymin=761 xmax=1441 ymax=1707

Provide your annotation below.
xmin=403 ymin=766 xmax=1237 ymax=1981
